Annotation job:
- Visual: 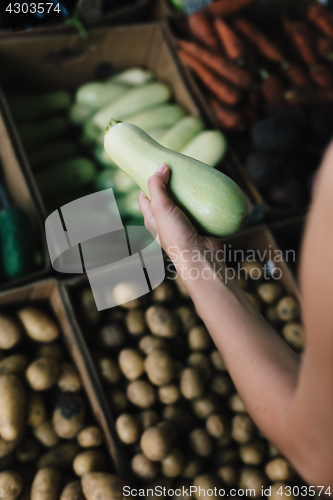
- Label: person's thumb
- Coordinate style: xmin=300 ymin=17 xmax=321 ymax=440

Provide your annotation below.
xmin=148 ymin=164 xmax=174 ymax=219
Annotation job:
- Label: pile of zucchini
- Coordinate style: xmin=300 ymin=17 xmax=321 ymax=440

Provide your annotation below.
xmin=8 ymin=67 xmax=228 ymax=223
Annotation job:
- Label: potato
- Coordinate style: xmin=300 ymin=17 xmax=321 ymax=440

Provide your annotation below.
xmin=276 ymin=296 xmax=299 ymax=322
xmin=257 ymin=284 xmax=282 ymax=304
xmin=156 ymin=421 xmax=177 ymax=443
xmin=176 ymin=306 xmax=197 ymax=332
xmin=125 ymin=310 xmax=146 ymax=336
xmin=37 ymin=443 xmax=79 ymax=471
xmin=206 ymin=414 xmax=229 ymax=439
xmin=33 ymin=420 xmax=59 ymax=448
xmin=210 ymin=351 xmax=227 ymax=371
xmin=229 ymin=394 xmax=246 ymax=413
xmin=81 ymin=472 xmax=126 ymax=500
xmin=189 ymin=429 xmax=213 ymax=457
xmin=192 ymin=395 xmax=220 ymax=419
xmin=187 ymin=353 xmax=212 ymax=382
xmin=210 ymin=375 xmax=233 ymax=396
xmin=139 ymin=336 xmax=167 ymax=355
xmin=265 ymin=306 xmax=280 ymax=324
xmin=35 ymin=344 xmax=64 ymax=361
xmin=0 ymin=314 xmax=21 ymax=349
xmin=73 ymin=450 xmax=107 ymax=477
xmin=132 ymin=453 xmax=159 ymax=481
xmin=163 ymin=406 xmax=195 ymax=432
xmin=246 ymin=292 xmax=261 ymax=310
xmin=116 ymin=414 xmax=141 ymax=445
xmin=108 ymin=389 xmax=128 ymax=414
xmin=79 ymin=289 xmax=100 ymax=326
xmin=53 ymin=393 xmax=85 ymax=439
xmin=192 ymin=475 xmax=220 ymax=500
xmin=144 ymin=350 xmax=174 ymax=386
xmin=27 ymin=392 xmax=46 ymax=427
xmin=239 ymin=468 xmax=267 ymax=498
xmin=216 ymin=466 xmax=238 ymax=486
xmin=127 ymin=380 xmax=157 ymax=408
xmin=271 ymin=482 xmax=295 ymax=500
xmin=161 ymin=448 xmax=184 ymax=478
xmin=18 ymin=308 xmax=59 ymax=342
xmin=241 ymin=261 xmax=263 ymax=280
xmin=152 ymin=282 xmax=174 ymax=303
xmin=77 ymin=426 xmax=103 ymax=448
xmin=188 ymin=326 xmax=212 ymax=351
xmin=0 ymin=436 xmax=20 ymax=459
xmin=180 ymin=368 xmax=204 ymax=400
xmin=16 ymin=437 xmax=42 ymax=463
xmin=137 ymin=410 xmax=159 ymax=431
xmin=99 ymin=324 xmax=126 ymax=349
xmin=118 ymin=349 xmax=144 ymax=381
xmin=158 ymin=385 xmax=180 ymax=405
xmin=240 ymin=440 xmax=266 ymax=465
xmin=26 ymin=357 xmax=60 ymax=391
xmin=60 ymin=481 xmax=84 ymax=500
xmin=231 ymin=414 xmax=254 ymax=443
xmin=282 ymin=322 xmax=304 ymax=350
xmin=140 ymin=426 xmax=172 ymax=461
xmin=182 ymin=457 xmax=203 ymax=479
xmin=0 ymin=471 xmax=23 ymax=500
xmin=98 ymin=359 xmax=121 ymax=385
xmin=0 ymin=374 xmax=26 ymax=441
xmin=268 ymin=442 xmax=280 ymax=458
xmin=145 ymin=306 xmax=178 ymax=338
xmin=57 ymin=363 xmax=81 ymax=392
xmin=31 ymin=467 xmax=61 ymax=500
xmin=265 ymin=458 xmax=294 ymax=481
xmin=0 ymin=355 xmax=28 ymax=376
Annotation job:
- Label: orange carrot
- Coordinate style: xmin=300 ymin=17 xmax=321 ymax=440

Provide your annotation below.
xmin=308 ymin=3 xmax=333 ymax=41
xmin=188 ymin=12 xmax=220 ymax=51
xmin=178 ymin=49 xmax=242 ymax=106
xmin=234 ymin=18 xmax=284 ymax=62
xmin=285 ymin=87 xmax=333 ymax=105
xmin=309 ymin=64 xmax=333 ymax=88
xmin=281 ymin=61 xmax=310 ymax=87
xmin=206 ymin=0 xmax=257 ymax=17
xmin=214 ymin=18 xmax=247 ymax=62
xmin=179 ymin=39 xmax=253 ymax=89
xmin=260 ymin=71 xmax=285 ymax=113
xmin=209 ymin=98 xmax=244 ymax=130
xmin=317 ymin=36 xmax=333 ymax=60
xmin=283 ymin=17 xmax=317 ymax=66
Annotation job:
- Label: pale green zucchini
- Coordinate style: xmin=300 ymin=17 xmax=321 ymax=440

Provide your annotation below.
xmin=148 ymin=129 xmax=170 ymax=142
xmin=75 ymin=82 xmax=129 ymax=111
xmin=69 ymin=103 xmax=92 ymax=125
xmin=28 ymin=141 xmax=80 ymax=170
xmin=180 ymin=130 xmax=228 ymax=168
xmin=8 ymin=91 xmax=71 ymax=122
xmin=110 ymin=68 xmax=154 ymax=86
xmin=160 ymin=116 xmax=205 ymax=152
xmin=127 ymin=105 xmax=185 ymax=132
xmin=94 ymin=170 xmax=117 ymax=192
xmin=104 ymin=122 xmax=248 ymax=237
xmin=82 ymin=120 xmax=104 ymax=145
xmin=114 ymin=170 xmax=138 ymax=194
xmin=92 ymin=82 xmax=171 ymax=130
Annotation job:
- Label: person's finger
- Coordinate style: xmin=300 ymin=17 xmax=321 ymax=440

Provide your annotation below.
xmin=139 ymin=190 xmax=157 ymax=234
xmin=148 ymin=164 xmax=174 ymax=216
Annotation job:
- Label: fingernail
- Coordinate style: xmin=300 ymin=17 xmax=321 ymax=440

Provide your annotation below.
xmin=156 ymin=164 xmax=167 ymax=173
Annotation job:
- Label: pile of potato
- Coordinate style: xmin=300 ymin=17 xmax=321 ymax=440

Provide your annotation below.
xmin=74 ymin=260 xmax=304 ymax=500
xmin=0 ymin=304 xmax=125 ymax=500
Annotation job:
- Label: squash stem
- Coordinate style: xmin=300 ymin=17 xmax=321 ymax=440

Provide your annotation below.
xmin=105 ymin=119 xmax=121 ymax=135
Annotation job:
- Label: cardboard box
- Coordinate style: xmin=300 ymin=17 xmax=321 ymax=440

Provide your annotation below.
xmin=0 ymin=22 xmax=251 ymax=220
xmin=0 ymin=96 xmax=49 ymax=290
xmin=0 ymin=278 xmax=134 ymax=483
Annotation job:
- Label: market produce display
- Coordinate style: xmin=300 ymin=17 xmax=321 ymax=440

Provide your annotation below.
xmin=172 ymin=1 xmax=333 ymax=209
xmin=70 ymin=256 xmax=304 ymax=495
xmin=0 ymin=302 xmax=125 ymax=499
xmin=7 ymin=68 xmax=228 ymax=222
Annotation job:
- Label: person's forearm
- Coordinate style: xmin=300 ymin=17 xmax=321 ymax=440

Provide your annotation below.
xmin=173 ymin=247 xmax=300 ymax=447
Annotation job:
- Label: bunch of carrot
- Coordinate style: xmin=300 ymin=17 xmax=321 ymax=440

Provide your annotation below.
xmin=176 ymin=1 xmax=333 ymax=130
